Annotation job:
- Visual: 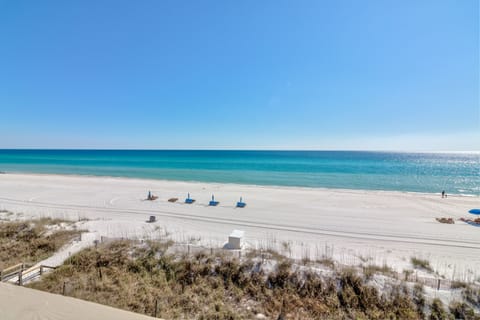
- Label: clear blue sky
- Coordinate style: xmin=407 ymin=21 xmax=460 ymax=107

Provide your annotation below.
xmin=0 ymin=0 xmax=478 ymax=150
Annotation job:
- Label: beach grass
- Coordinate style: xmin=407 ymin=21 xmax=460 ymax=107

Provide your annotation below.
xmin=27 ymin=239 xmax=479 ymax=319
xmin=0 ymin=218 xmax=81 ymax=270
xmin=411 ymin=257 xmax=433 ymax=272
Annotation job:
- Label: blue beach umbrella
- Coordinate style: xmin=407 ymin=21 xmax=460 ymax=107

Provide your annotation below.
xmin=469 ymin=209 xmax=480 ymax=215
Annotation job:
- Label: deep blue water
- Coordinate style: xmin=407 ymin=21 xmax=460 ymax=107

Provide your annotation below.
xmin=0 ymin=150 xmax=478 ymax=195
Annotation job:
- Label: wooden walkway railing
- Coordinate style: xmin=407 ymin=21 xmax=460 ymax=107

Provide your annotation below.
xmin=0 ymin=263 xmax=56 ymax=285
xmin=0 ymin=263 xmax=29 ymax=282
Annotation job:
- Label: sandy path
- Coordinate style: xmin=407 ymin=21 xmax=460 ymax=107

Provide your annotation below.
xmin=0 ymin=173 xmax=479 ymax=280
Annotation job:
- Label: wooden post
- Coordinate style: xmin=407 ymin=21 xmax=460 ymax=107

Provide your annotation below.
xmin=63 ymin=281 xmax=66 ymax=295
xmin=40 ymin=266 xmax=44 ymax=276
xmin=154 ymin=299 xmax=158 ymax=317
xmin=18 ymin=271 xmax=23 ymax=286
xmin=0 ymin=270 xmax=3 ymax=282
xmin=437 ymin=279 xmax=441 ymax=291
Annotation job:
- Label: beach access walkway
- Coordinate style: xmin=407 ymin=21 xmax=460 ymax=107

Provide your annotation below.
xmin=0 ymin=282 xmax=159 ymax=320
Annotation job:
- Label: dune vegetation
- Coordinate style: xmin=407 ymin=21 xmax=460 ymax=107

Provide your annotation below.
xmin=29 ymin=239 xmax=479 ymax=320
xmin=0 ymin=217 xmax=81 ymax=269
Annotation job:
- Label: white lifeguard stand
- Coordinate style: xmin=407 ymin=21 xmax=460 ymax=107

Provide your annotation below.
xmin=228 ymin=230 xmax=244 ymax=249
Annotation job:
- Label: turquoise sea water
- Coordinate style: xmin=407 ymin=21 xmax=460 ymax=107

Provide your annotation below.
xmin=0 ymin=150 xmax=478 ymax=195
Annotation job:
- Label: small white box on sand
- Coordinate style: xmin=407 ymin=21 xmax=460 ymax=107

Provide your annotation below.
xmin=228 ymin=230 xmax=244 ymax=249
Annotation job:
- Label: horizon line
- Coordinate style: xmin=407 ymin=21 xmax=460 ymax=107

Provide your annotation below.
xmin=0 ymin=148 xmax=478 ymax=154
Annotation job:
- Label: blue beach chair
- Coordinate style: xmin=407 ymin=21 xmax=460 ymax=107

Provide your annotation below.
xmin=209 ymin=195 xmax=219 ymax=206
xmin=185 ymin=193 xmax=195 ymax=204
xmin=236 ymin=197 xmax=246 ymax=208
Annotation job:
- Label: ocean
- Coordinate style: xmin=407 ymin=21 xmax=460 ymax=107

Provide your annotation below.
xmin=0 ymin=150 xmax=478 ymax=195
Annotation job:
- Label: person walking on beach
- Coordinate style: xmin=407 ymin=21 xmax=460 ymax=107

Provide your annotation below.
xmin=441 ymin=190 xmax=445 ymax=198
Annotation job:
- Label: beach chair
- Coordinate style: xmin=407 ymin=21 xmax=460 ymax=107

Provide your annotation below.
xmin=236 ymin=197 xmax=246 ymax=208
xmin=185 ymin=193 xmax=195 ymax=204
xmin=209 ymin=195 xmax=219 ymax=206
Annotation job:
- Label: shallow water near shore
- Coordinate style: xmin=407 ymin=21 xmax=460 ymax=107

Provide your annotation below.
xmin=0 ymin=150 xmax=478 ymax=195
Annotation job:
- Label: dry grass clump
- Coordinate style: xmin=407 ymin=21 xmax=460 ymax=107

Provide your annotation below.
xmin=0 ymin=218 xmax=81 ymax=269
xmin=0 ymin=209 xmax=15 ymax=218
xmin=316 ymin=257 xmax=335 ymax=269
xmin=462 ymin=286 xmax=480 ymax=309
xmin=412 ymin=283 xmax=426 ymax=318
xmin=448 ymin=301 xmax=477 ymax=320
xmin=411 ymin=257 xmax=433 ymax=272
xmin=451 ymin=280 xmax=470 ymax=290
xmin=363 ymin=264 xmax=394 ymax=280
xmin=429 ymin=298 xmax=449 ymax=320
xmin=245 ymin=248 xmax=286 ymax=262
xmin=29 ymin=240 xmax=447 ymax=319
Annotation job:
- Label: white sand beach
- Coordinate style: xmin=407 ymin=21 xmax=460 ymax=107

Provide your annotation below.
xmin=0 ymin=173 xmax=479 ymax=280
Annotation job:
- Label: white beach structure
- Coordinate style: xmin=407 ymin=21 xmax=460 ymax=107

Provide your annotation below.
xmin=228 ymin=230 xmax=244 ymax=249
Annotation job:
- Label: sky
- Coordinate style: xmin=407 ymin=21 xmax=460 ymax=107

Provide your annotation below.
xmin=0 ymin=0 xmax=478 ymax=151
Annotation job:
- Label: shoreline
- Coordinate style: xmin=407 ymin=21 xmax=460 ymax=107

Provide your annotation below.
xmin=1 ymin=171 xmax=478 ymax=198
